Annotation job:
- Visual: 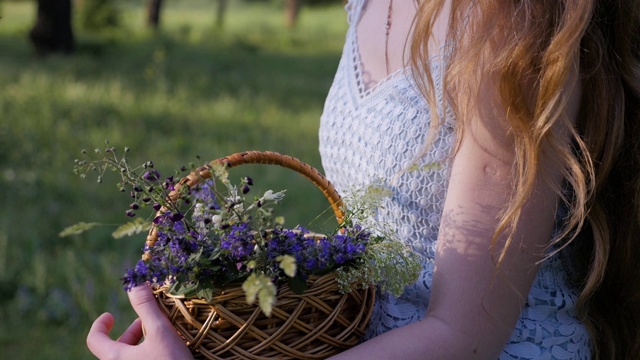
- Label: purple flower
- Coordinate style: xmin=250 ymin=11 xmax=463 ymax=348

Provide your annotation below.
xmin=122 ymin=259 xmax=150 ymax=291
xmin=305 ymin=258 xmax=317 ymax=269
xmin=192 ymin=180 xmax=219 ymax=209
xmin=153 ymin=214 xmax=166 ymax=225
xmin=143 ymin=170 xmax=160 ymax=182
xmin=163 ymin=176 xmax=175 ymax=191
xmin=168 ymin=239 xmax=183 ymax=258
xmin=172 ymin=221 xmax=187 ymax=235
xmin=334 ymin=253 xmax=346 ymax=265
xmin=170 ymin=212 xmax=184 ymax=222
xmin=221 ymin=223 xmax=254 ymax=259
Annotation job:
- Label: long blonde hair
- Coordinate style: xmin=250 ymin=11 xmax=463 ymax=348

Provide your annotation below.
xmin=410 ymin=1 xmax=640 ymax=358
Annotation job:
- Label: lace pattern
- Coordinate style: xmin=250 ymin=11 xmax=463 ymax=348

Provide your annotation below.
xmin=317 ymin=1 xmax=591 ymax=358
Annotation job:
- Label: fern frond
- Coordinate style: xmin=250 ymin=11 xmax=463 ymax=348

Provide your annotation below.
xmin=59 ymin=222 xmax=102 ymax=237
xmin=112 ymin=218 xmax=151 ymax=239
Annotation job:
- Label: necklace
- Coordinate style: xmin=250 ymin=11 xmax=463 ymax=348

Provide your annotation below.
xmin=385 ymin=0 xmax=393 ymax=75
xmin=384 ymin=0 xmax=420 ymax=76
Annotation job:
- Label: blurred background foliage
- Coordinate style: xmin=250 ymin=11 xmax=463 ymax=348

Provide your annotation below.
xmin=0 ymin=0 xmax=347 ymax=358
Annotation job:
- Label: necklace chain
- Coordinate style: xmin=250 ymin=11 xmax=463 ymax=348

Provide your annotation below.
xmin=385 ymin=0 xmax=393 ymax=76
xmin=384 ymin=0 xmax=420 ymax=76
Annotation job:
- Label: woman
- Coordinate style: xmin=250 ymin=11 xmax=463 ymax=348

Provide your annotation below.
xmin=87 ymin=1 xmax=640 ymax=358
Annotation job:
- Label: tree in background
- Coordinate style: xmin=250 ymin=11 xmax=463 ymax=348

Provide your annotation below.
xmin=146 ymin=0 xmax=228 ymax=31
xmin=215 ymin=0 xmax=229 ymax=29
xmin=79 ymin=0 xmax=120 ymax=32
xmin=147 ymin=0 xmax=163 ymax=29
xmin=286 ymin=0 xmax=344 ymax=28
xmin=29 ymin=0 xmax=75 ymax=56
xmin=285 ymin=0 xmax=301 ymax=28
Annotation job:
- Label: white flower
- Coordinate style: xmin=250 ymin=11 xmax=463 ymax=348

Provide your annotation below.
xmin=260 ymin=189 xmax=286 ymax=203
xmin=276 ymin=255 xmax=297 ymax=278
xmin=193 ymin=203 xmax=204 ymax=217
xmin=211 ymin=214 xmax=223 ymax=225
xmin=242 ymin=273 xmax=277 ymax=317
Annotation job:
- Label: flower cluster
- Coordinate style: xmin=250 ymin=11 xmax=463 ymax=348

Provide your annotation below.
xmin=64 ymin=142 xmax=422 ymax=316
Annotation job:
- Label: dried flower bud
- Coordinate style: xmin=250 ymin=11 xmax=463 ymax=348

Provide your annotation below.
xmin=170 ymin=213 xmax=184 ymax=222
xmin=143 ymin=170 xmax=159 ymax=182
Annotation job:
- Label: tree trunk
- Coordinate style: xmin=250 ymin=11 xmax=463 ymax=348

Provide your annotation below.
xmin=215 ymin=0 xmax=229 ymax=29
xmin=146 ymin=0 xmax=163 ymax=29
xmin=29 ymin=0 xmax=75 ymax=56
xmin=285 ymin=0 xmax=302 ymax=28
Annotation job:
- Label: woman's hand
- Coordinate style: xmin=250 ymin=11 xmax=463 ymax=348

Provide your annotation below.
xmin=87 ymin=285 xmax=194 ymax=360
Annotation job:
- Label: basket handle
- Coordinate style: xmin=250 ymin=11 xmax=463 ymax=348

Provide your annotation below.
xmin=144 ymin=151 xmax=344 ymax=256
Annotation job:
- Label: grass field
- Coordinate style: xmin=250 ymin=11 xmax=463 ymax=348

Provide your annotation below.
xmin=0 ymin=1 xmax=347 ymax=358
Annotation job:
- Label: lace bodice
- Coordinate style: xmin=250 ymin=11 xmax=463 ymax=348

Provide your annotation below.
xmin=317 ymin=1 xmax=591 ymax=358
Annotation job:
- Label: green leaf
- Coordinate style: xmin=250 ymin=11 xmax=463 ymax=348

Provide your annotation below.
xmin=187 ymin=247 xmax=204 ymax=263
xmin=58 ymin=222 xmax=101 ymax=237
xmin=168 ymin=281 xmax=198 ymax=298
xmin=111 ymin=218 xmax=151 ymax=239
xmin=287 ymin=273 xmax=307 ymax=295
xmin=196 ymin=286 xmax=214 ymax=302
xmin=168 ymin=281 xmax=185 ymax=294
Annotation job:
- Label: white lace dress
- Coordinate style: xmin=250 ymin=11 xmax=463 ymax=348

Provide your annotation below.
xmin=318 ymin=1 xmax=592 ymax=358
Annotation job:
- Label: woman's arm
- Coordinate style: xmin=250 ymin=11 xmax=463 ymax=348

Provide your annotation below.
xmin=330 ymin=71 xmax=577 ymax=359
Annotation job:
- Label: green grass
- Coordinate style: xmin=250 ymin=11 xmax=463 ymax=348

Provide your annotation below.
xmin=0 ymin=1 xmax=347 ymax=358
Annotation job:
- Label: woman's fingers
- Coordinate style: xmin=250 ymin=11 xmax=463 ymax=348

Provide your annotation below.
xmin=128 ymin=286 xmax=161 ymax=321
xmin=127 ymin=285 xmax=171 ymax=334
xmin=87 ymin=288 xmax=193 ymax=359
xmin=117 ymin=318 xmax=144 ymax=345
xmin=87 ymin=313 xmax=121 ymax=359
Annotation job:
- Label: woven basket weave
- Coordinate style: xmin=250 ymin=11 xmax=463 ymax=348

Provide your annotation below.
xmin=145 ymin=151 xmax=375 ymax=359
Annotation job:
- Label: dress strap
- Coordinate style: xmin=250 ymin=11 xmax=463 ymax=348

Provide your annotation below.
xmin=345 ymin=0 xmax=366 ymax=26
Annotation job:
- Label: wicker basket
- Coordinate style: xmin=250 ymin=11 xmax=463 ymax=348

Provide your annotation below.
xmin=144 ymin=151 xmax=375 ymax=359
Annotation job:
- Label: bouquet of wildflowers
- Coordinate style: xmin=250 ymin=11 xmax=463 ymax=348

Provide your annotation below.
xmin=63 ymin=142 xmax=421 ymax=318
